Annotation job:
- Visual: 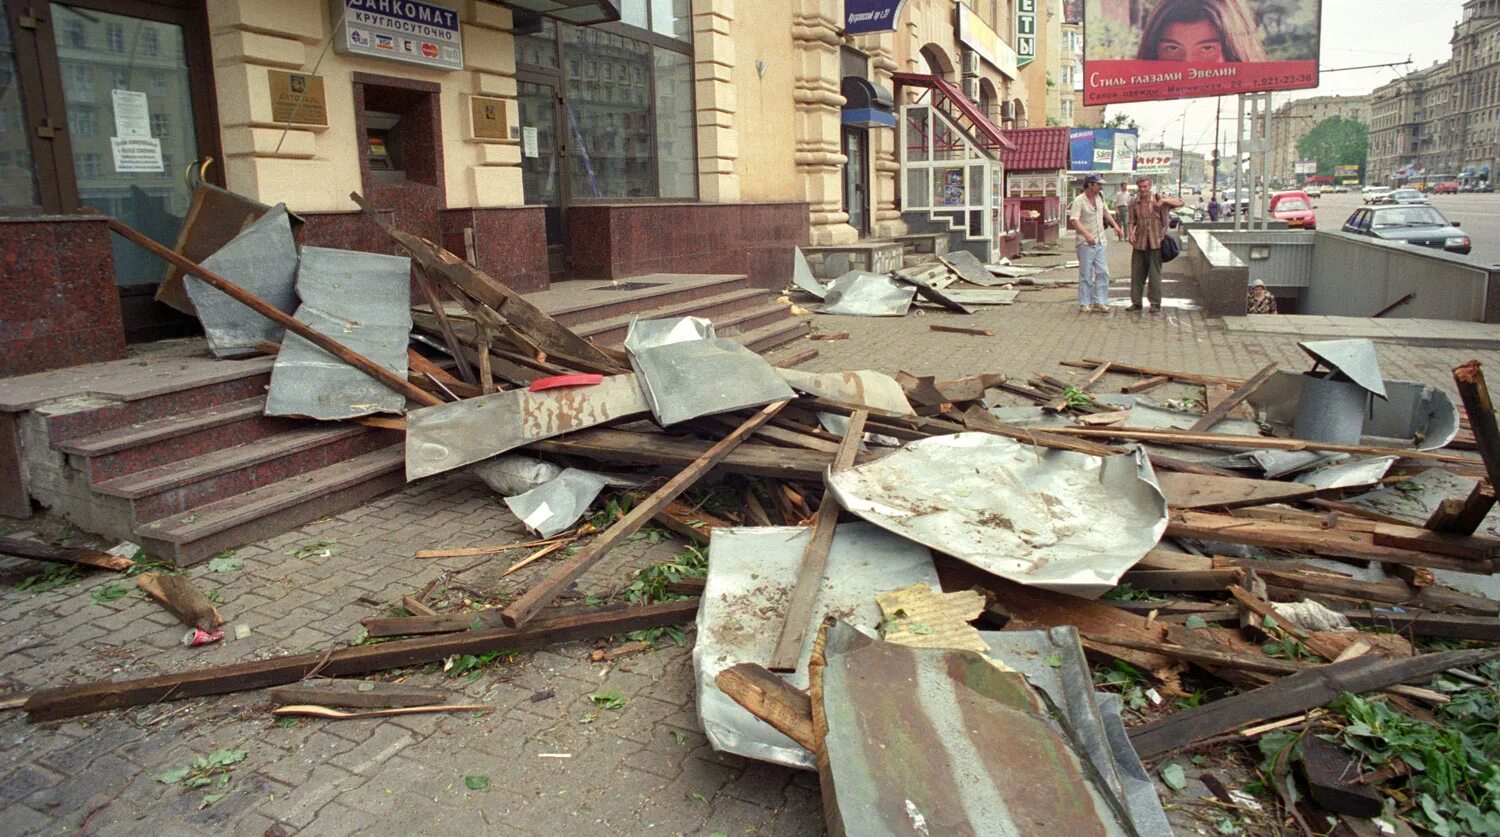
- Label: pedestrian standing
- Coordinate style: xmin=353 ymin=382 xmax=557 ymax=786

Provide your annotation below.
xmin=1207 ymin=195 xmax=1221 ymax=222
xmin=1127 ymin=176 xmax=1183 ymax=314
xmin=1067 ymin=174 xmax=1123 ymax=313
xmin=1246 ymin=278 xmax=1278 ymax=313
xmin=1114 ymin=185 xmax=1132 ymax=242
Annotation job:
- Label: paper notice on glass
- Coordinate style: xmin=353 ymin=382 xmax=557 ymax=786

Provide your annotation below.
xmin=522 ymin=126 xmax=539 ymax=158
xmin=112 ymin=137 xmax=164 ymax=173
xmin=111 ymin=89 xmax=151 ymax=138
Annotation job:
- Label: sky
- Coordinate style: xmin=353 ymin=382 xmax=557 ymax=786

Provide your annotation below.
xmin=1107 ymin=0 xmax=1467 ymax=155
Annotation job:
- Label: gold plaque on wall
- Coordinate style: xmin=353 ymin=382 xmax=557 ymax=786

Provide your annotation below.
xmin=470 ymin=96 xmax=509 ymax=140
xmin=268 ymin=70 xmax=329 ymax=127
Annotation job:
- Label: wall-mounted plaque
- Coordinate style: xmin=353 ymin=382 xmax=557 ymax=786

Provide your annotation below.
xmin=470 ymin=95 xmax=509 ymax=140
xmin=268 ymin=70 xmax=329 ymax=127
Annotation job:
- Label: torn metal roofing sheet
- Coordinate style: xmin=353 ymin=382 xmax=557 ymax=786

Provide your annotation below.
xmin=818 ymin=622 xmax=1134 ymax=836
xmin=263 ymin=246 xmax=411 ymax=421
xmin=1245 ymin=372 xmax=1458 ymax=450
xmin=827 ymin=433 xmax=1168 ymax=595
xmin=943 ymin=288 xmax=1020 ymax=305
xmin=791 ymin=246 xmax=827 ymax=299
xmin=778 ymin=368 xmax=914 ymax=415
xmin=504 ymin=468 xmax=611 ymax=538
xmin=621 ymin=316 xmax=715 ymax=355
xmin=940 ymin=249 xmax=994 ymax=285
xmin=628 ymin=337 xmax=795 ymax=426
xmin=187 ymin=204 xmax=299 ymax=358
xmin=1291 ymin=376 xmax=1368 ymax=445
xmin=693 ymin=523 xmax=938 ymax=770
xmin=404 ymin=374 xmax=649 ymax=480
xmin=818 ymin=271 xmax=916 ymax=317
xmin=1294 ymin=456 xmax=1398 ymax=490
xmin=1299 ymin=339 xmax=1388 ymax=398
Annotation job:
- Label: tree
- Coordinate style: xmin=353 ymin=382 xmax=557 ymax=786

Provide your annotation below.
xmin=1104 ymin=111 xmax=1139 ymax=131
xmin=1295 ymin=117 xmax=1369 ymax=177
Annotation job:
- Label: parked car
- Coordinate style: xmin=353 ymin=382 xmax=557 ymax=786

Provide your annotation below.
xmin=1434 ymin=180 xmax=1461 ymax=194
xmin=1268 ymin=191 xmax=1317 ymax=229
xmin=1379 ymin=188 xmax=1430 ymax=205
xmin=1479 ymin=181 xmax=1495 ymax=193
xmin=1305 ymin=185 xmax=1323 ymax=198
xmin=1363 ymin=186 xmax=1393 ymax=204
xmin=1341 ymin=204 xmax=1471 ymax=254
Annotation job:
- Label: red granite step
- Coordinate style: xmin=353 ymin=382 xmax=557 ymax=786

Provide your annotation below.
xmin=36 ymin=358 xmax=274 ymax=445
xmin=133 ymin=445 xmax=406 ymax=566
xmin=734 ymin=317 xmax=812 ymax=355
xmin=533 ymin=275 xmax=750 ymax=327
xmin=575 ymin=287 xmax=770 ymax=345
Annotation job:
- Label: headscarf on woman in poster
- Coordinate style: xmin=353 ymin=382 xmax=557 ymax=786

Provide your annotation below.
xmin=1136 ymin=0 xmax=1267 ymax=64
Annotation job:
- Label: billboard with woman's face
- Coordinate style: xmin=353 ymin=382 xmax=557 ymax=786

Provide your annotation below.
xmin=1083 ymin=0 xmax=1320 ymax=105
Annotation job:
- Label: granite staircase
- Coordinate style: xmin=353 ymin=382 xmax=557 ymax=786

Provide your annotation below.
xmin=0 ymin=273 xmax=810 ymax=566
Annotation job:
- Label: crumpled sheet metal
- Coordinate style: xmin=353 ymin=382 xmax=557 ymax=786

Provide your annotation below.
xmin=1292 ymin=376 xmax=1369 ymax=445
xmin=187 ymin=204 xmax=299 ymax=358
xmin=1205 ymin=449 xmax=1344 ymax=479
xmin=816 ymin=412 xmax=902 ymax=447
xmin=504 ymin=468 xmax=611 ymax=538
xmin=943 ymin=288 xmax=1020 ymax=305
xmin=827 ymin=433 xmax=1168 ymax=595
xmin=940 ymin=249 xmax=995 ymax=285
xmin=778 ymin=368 xmax=914 ymax=415
xmin=985 ymin=262 xmax=1048 ymax=279
xmin=1300 ymin=338 xmax=1388 ymax=398
xmin=818 ymin=622 xmax=1134 ymax=837
xmin=628 ymin=337 xmax=794 ymax=427
xmin=1245 ymin=371 xmax=1458 ymax=450
xmin=405 ymin=374 xmax=650 ymax=480
xmin=1294 ymin=456 xmax=1398 ymax=490
xmin=621 ymin=315 xmax=715 ymax=355
xmin=264 ymin=246 xmax=411 ymax=420
xmin=471 ymin=454 xmax=564 ymax=495
xmin=693 ymin=523 xmax=938 ymax=770
xmin=791 ymin=246 xmax=827 ymax=299
xmin=982 ymin=628 xmax=1172 ymax=837
xmin=818 ymin=271 xmax=916 ymax=317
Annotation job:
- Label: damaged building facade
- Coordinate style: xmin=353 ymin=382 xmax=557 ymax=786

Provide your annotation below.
xmin=0 ymin=0 xmax=1044 ymax=377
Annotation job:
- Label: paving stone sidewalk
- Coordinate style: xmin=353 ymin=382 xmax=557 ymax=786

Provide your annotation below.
xmin=4 ymin=238 xmax=1499 ymax=836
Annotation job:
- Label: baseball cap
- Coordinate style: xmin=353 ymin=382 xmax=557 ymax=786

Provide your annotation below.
xmin=1083 ymin=174 xmax=1104 ymax=185
xmin=1249 ymin=278 xmax=1266 ymax=288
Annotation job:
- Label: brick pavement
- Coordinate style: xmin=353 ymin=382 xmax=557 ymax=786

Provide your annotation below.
xmin=4 ymin=237 xmax=1500 ymax=836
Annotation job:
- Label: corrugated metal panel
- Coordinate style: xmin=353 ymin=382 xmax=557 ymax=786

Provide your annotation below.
xmin=1307 ymin=233 xmax=1490 ymax=320
xmin=1213 ymin=230 xmax=1315 ymax=288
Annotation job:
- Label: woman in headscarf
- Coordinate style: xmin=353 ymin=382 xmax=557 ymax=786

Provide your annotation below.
xmin=1137 ymin=0 xmax=1267 ymax=63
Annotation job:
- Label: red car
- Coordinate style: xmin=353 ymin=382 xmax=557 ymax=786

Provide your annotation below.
xmin=1434 ymin=180 xmax=1460 ymax=194
xmin=1269 ymin=191 xmax=1317 ymax=229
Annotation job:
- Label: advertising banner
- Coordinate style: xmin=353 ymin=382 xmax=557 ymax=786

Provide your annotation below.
xmin=1082 ymin=0 xmax=1320 ymax=106
xmin=1294 ymin=160 xmax=1317 ymax=175
xmin=1333 ymin=164 xmax=1360 ymax=179
xmin=1017 ymin=0 xmax=1038 ymax=67
xmin=1136 ymin=150 xmax=1175 ymax=174
xmin=1069 ymin=129 xmax=1138 ymax=172
xmin=844 ymin=0 xmax=906 ymax=34
xmin=332 ymin=0 xmax=463 ymax=71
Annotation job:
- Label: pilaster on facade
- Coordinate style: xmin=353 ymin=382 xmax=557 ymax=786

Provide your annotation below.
xmin=461 ymin=4 xmax=523 ymax=205
xmin=793 ymin=0 xmax=856 ymax=244
xmin=855 ymin=32 xmax=906 ymax=238
xmin=693 ymin=0 xmax=739 ymax=203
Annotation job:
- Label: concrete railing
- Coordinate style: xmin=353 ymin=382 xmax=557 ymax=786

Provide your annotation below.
xmin=1183 ymin=228 xmax=1249 ymax=317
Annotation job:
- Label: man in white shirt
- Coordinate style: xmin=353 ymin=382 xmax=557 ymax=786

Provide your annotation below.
xmin=1068 ymin=174 xmax=1123 ymax=313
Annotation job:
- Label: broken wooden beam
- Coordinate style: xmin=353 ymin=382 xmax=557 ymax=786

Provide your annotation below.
xmin=767 ymin=410 xmax=867 ymax=672
xmin=136 ymin=572 xmax=224 ymax=631
xmin=526 ymin=428 xmax=855 ymax=481
xmin=1121 ymin=374 xmax=1171 ymax=394
xmin=714 ymin=662 xmax=819 ymax=753
xmin=1189 ymin=362 xmax=1275 ymax=432
xmin=1156 ymin=471 xmax=1317 ymax=510
xmin=107 ymin=217 xmax=442 ymax=408
xmin=24 ymin=600 xmax=699 ymax=722
xmin=1044 ymin=426 xmax=1481 ymax=466
xmin=499 ymin=402 xmax=789 ymax=628
xmin=1062 ymin=358 xmax=1245 ymax=388
xmin=267 ymin=680 xmax=450 ymax=709
xmin=1299 ymin=735 xmax=1384 ymax=818
xmin=0 ymin=537 xmax=133 ymax=573
xmin=1168 ymin=511 xmax=1494 ymax=573
xmin=1128 ymin=647 xmax=1500 ymax=760
xmin=928 ymin=324 xmax=993 ymax=337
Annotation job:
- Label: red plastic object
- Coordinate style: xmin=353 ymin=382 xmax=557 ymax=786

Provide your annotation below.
xmin=529 ymin=374 xmax=605 ymax=392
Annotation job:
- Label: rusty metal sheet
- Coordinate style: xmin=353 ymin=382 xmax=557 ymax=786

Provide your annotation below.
xmin=818 ymin=622 xmax=1134 ymax=836
xmin=404 ymin=374 xmax=650 ymax=480
xmin=827 ymin=433 xmax=1167 ymax=596
xmin=778 ymin=368 xmax=915 ymax=415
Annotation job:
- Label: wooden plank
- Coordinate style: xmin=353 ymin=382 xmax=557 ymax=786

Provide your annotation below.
xmin=1062 ymin=358 xmax=1245 ymax=387
xmin=1300 ymin=736 xmax=1384 ymax=817
xmin=714 ymin=663 xmax=819 ymax=753
xmin=1119 ymin=568 xmax=1243 ymax=593
xmin=268 ymin=681 xmax=450 ymax=709
xmin=652 ymin=500 xmax=732 ymax=546
xmin=0 ymin=537 xmax=133 ymax=573
xmin=1121 ymin=375 xmax=1170 ymax=394
xmin=1339 ymin=609 xmax=1500 ymax=641
xmin=1190 ymin=362 xmax=1276 ymax=432
xmin=411 ymin=266 xmax=476 ymax=385
xmin=1454 ymin=360 xmax=1500 ymax=491
xmin=1234 ymin=561 xmax=1500 ymax=616
xmin=959 ymin=404 xmax=1121 ymax=457
xmin=107 ymin=217 xmax=442 ymax=408
xmin=1077 ymin=633 xmax=1302 ymax=676
xmin=1043 ymin=426 xmax=1482 ymax=466
xmin=499 ymin=402 xmax=789 ymax=628
xmin=1445 ymin=482 xmax=1496 ymax=536
xmin=1127 ymin=647 xmax=1500 ymax=760
xmin=24 ymin=600 xmax=700 ymax=722
xmin=1229 ymin=584 xmax=1346 ymax=661
xmin=526 ymin=428 xmax=849 ymax=481
xmin=401 ymin=595 xmax=438 ymax=617
xmin=1156 ymin=471 xmax=1317 ymax=510
xmin=136 ymin=572 xmax=223 ymax=631
xmin=928 ymin=324 xmax=993 ymax=337
xmin=1080 ymin=362 xmax=1112 ymax=391
xmin=406 ymin=350 xmax=479 ymax=399
xmin=1168 ymin=511 xmax=1492 ymax=573
xmin=810 ymin=332 xmax=849 ymax=341
xmin=766 ymin=410 xmax=867 ymax=672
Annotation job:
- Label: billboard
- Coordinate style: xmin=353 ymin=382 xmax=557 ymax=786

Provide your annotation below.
xmin=1082 ymin=0 xmax=1320 ymax=106
xmin=1334 ymin=164 xmax=1361 ymax=180
xmin=1136 ymin=149 xmax=1175 ymax=174
xmin=333 ymin=0 xmax=463 ymax=71
xmin=1069 ymin=129 xmax=1139 ymax=173
xmin=1294 ymin=160 xmax=1317 ymax=175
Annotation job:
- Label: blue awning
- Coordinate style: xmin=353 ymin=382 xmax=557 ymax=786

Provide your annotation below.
xmin=842 ymin=108 xmax=897 ymax=128
xmin=1464 ymin=166 xmax=1477 ymax=177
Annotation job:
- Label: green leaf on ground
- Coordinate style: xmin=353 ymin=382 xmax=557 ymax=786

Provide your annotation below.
xmin=1044 ymin=653 xmax=1064 ymax=668
xmin=1160 ymin=762 xmax=1187 ymax=792
xmin=1185 ymin=614 xmax=1209 ymax=630
xmin=465 ymin=775 xmax=489 ymax=791
xmin=18 ymin=564 xmax=82 ymax=593
xmin=589 ymin=689 xmax=627 ymax=710
xmin=90 ymin=583 xmax=129 ymax=605
xmin=199 ymin=793 xmax=226 ymax=809
xmin=289 ymin=540 xmax=335 ymax=560
xmin=206 ymin=553 xmax=242 ymax=573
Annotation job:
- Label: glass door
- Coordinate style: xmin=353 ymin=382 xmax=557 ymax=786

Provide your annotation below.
xmin=517 ymin=79 xmax=567 ymax=274
xmin=842 ymin=126 xmax=869 ymax=236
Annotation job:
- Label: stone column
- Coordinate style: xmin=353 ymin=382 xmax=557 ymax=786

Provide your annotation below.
xmin=692 ymin=0 xmax=739 ymax=202
xmin=792 ymin=0 xmax=857 ymax=244
xmin=856 ymin=31 xmax=907 ymax=239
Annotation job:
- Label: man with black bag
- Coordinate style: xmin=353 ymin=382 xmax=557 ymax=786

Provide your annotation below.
xmin=1127 ymin=176 xmax=1183 ymax=314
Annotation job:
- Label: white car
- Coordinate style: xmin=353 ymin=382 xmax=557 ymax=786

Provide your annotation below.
xmin=1381 ymin=188 xmax=1430 ymax=205
xmin=1363 ymin=186 xmax=1393 ymax=204
xmin=1305 ymin=185 xmax=1323 ymax=198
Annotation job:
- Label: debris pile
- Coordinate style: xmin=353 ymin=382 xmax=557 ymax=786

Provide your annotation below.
xmin=7 ymin=199 xmax=1500 ymax=835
